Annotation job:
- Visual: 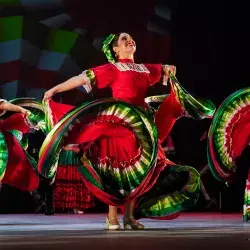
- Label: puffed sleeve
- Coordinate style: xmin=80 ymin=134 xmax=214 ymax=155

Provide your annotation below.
xmin=78 ymin=63 xmax=116 ymax=93
xmin=145 ymin=64 xmax=170 ymax=86
xmin=145 ymin=64 xmax=163 ymax=86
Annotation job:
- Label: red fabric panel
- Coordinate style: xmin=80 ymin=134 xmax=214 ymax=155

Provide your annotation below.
xmin=2 ymin=131 xmax=39 ymax=192
xmin=0 ymin=61 xmax=21 ymax=83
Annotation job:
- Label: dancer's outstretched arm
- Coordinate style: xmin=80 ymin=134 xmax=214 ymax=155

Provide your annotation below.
xmin=43 ymin=73 xmax=89 ymax=100
xmin=0 ymin=99 xmax=30 ymax=116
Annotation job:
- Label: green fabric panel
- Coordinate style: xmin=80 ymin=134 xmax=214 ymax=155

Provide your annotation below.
xmin=0 ymin=16 xmax=23 ymax=42
xmin=46 ymin=29 xmax=78 ymax=53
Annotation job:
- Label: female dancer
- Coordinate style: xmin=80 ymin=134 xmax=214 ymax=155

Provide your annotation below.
xmin=41 ymin=32 xmax=213 ymax=229
xmin=0 ymin=98 xmax=40 ymax=192
xmin=53 ymin=143 xmax=96 ymax=214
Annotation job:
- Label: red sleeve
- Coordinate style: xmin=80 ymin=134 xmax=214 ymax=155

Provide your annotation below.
xmin=144 ymin=64 xmax=163 ymax=86
xmin=91 ymin=63 xmax=116 ymax=89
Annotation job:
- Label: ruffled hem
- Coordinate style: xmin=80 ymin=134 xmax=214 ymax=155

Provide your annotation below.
xmin=54 ymin=164 xmax=96 ymax=210
xmin=134 ymin=165 xmax=200 ymax=219
xmin=170 ymin=74 xmax=216 ymax=120
xmin=2 ymin=98 xmax=47 ymax=133
xmin=38 ymin=99 xmax=159 ymax=205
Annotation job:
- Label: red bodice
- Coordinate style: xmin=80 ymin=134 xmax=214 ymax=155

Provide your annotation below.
xmin=91 ymin=59 xmax=162 ymax=107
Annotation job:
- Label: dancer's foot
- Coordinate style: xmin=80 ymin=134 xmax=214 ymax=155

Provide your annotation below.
xmin=106 ymin=216 xmax=121 ymax=230
xmin=44 ymin=206 xmax=55 ymax=216
xmin=123 ymin=216 xmax=144 ymax=230
xmin=73 ymin=209 xmax=84 ymax=214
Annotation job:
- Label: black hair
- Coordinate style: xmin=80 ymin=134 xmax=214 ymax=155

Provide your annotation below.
xmin=109 ymin=33 xmax=121 ymax=61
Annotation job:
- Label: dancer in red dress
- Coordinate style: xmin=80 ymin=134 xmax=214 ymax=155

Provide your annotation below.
xmin=53 ymin=144 xmax=96 ymax=213
xmin=41 ymin=100 xmax=97 ymax=215
xmin=40 ymin=33 xmax=214 ymax=229
xmin=0 ymin=98 xmax=41 ymax=192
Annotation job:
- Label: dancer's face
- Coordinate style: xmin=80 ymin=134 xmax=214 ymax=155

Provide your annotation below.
xmin=113 ymin=33 xmax=136 ymax=59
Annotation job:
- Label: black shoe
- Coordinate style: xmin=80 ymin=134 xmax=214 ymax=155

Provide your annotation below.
xmin=35 ymin=202 xmax=46 ymax=213
xmin=44 ymin=207 xmax=55 ymax=216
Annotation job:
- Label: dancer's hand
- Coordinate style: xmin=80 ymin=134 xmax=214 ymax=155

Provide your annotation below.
xmin=20 ymin=107 xmax=31 ymax=117
xmin=43 ymin=89 xmax=55 ymax=101
xmin=164 ymin=65 xmax=176 ymax=77
xmin=0 ymin=101 xmax=31 ymax=116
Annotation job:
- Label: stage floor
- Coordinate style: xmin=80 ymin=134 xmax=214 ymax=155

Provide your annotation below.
xmin=0 ymin=213 xmax=249 ymax=249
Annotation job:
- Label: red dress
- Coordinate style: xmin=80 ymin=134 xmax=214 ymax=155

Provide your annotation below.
xmin=87 ymin=59 xmax=184 ymax=143
xmin=207 ymin=88 xmax=250 ymax=221
xmin=0 ymin=97 xmax=47 ymax=192
xmin=53 ymin=148 xmax=96 ymax=211
xmin=46 ymin=101 xmax=96 ymax=211
xmin=39 ymin=59 xmax=214 ymax=219
xmin=72 ymin=59 xmax=183 ymax=202
xmin=0 ymin=112 xmax=39 ymax=192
